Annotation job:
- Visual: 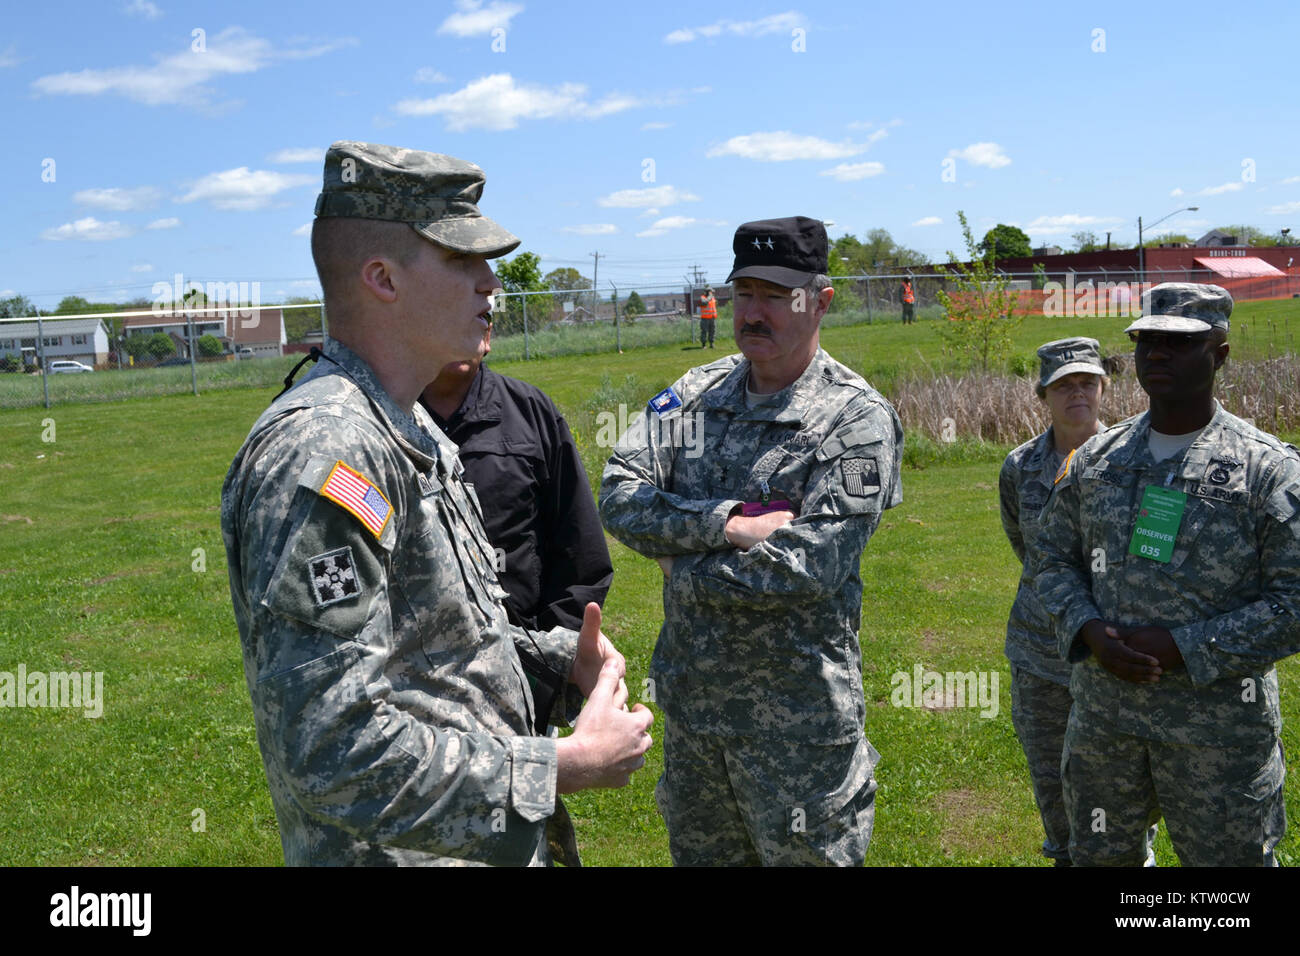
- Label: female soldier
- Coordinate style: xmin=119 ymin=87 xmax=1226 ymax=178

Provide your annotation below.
xmin=1000 ymin=337 xmax=1113 ymax=865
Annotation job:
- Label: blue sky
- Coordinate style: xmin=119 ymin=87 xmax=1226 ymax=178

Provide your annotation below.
xmin=4 ymin=0 xmax=1299 ymax=310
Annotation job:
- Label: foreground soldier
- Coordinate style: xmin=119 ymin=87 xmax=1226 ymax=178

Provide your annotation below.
xmin=1034 ymin=283 xmax=1300 ymax=866
xmin=221 ymin=141 xmax=652 ymax=865
xmin=600 ymin=217 xmax=903 ymax=865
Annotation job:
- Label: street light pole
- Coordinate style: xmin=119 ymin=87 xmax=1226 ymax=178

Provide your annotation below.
xmin=1138 ymin=206 xmax=1199 ymax=285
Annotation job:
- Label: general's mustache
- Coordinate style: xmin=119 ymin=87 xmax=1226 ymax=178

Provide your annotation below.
xmin=740 ymin=324 xmax=771 ymax=336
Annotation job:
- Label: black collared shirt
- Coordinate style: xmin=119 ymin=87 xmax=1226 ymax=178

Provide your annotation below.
xmin=422 ymin=364 xmax=613 ymax=633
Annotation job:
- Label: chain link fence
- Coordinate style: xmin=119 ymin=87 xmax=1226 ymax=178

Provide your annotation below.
xmin=5 ymin=267 xmax=1298 ymax=409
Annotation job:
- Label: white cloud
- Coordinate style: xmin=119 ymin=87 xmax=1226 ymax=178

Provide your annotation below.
xmin=147 ymin=217 xmax=181 ymax=229
xmin=41 ymin=217 xmax=133 ymax=241
xmin=414 ymin=67 xmax=449 ymax=83
xmin=641 ymin=121 xmax=672 ymax=130
xmin=0 ymin=44 xmax=21 ymax=68
xmin=1283 ymin=176 xmax=1300 ymax=185
xmin=639 ymin=207 xmax=661 ymax=218
xmin=438 ymin=1 xmax=524 ymax=37
xmin=1022 ymin=214 xmax=1122 ymax=237
xmin=130 ymin=263 xmax=154 ymax=273
xmin=1200 ymin=181 xmax=1244 ymax=196
xmin=636 ymin=216 xmax=726 ymax=238
xmin=912 ymin=216 xmax=942 ymax=227
xmin=394 ymin=73 xmax=639 ymax=131
xmin=561 ymin=223 xmax=618 ymax=235
xmin=820 ymin=161 xmax=885 ymax=182
xmin=1266 ymin=201 xmax=1300 ymax=215
xmin=31 ymin=28 xmax=352 ymax=109
xmin=292 ymin=223 xmax=313 ymax=236
xmin=72 ymin=186 xmax=163 ymax=210
xmin=178 ymin=167 xmax=314 ymax=211
xmin=268 ymin=146 xmax=324 ymax=164
xmin=0 ymin=290 xmax=13 ymax=297
xmin=664 ymin=12 xmax=803 ymax=44
xmin=948 ymin=142 xmax=1011 ymax=169
xmin=123 ymin=0 xmax=162 ymax=19
xmin=598 ymin=185 xmax=699 ymax=208
xmin=707 ymin=131 xmax=869 ymax=162
xmin=1169 ymin=187 xmax=1185 ymax=197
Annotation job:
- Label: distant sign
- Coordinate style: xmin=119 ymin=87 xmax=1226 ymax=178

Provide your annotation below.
xmin=563 ymin=300 xmax=575 ymax=313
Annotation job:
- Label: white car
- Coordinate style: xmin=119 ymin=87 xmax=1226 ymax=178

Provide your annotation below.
xmin=48 ymin=360 xmax=94 ymax=374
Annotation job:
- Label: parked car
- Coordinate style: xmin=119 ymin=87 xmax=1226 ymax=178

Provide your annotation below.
xmin=235 ymin=347 xmax=255 ymax=359
xmin=48 ymin=360 xmax=94 ymax=374
xmin=156 ymin=356 xmax=192 ymax=367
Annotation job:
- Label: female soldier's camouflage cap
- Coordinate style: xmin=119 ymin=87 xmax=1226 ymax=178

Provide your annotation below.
xmin=1037 ymin=336 xmax=1105 ymax=388
xmin=314 ymin=141 xmax=520 ymax=258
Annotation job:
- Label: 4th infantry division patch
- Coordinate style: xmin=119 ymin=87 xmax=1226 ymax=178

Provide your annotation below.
xmin=320 ymin=461 xmax=393 ymax=539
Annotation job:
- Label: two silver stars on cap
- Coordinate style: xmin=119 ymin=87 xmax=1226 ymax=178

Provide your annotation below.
xmin=751 ymin=237 xmax=775 ymax=250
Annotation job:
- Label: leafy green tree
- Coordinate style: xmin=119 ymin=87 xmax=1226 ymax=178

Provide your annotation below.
xmin=623 ymin=290 xmax=646 ymax=316
xmin=1212 ymin=224 xmax=1270 ymax=246
xmin=0 ymin=294 xmax=35 ymax=318
xmin=830 ymin=229 xmax=925 ymax=273
xmin=936 ymin=211 xmax=1024 ymax=372
xmin=1071 ymin=230 xmax=1101 ymax=253
xmin=544 ymin=267 xmax=591 ymax=302
xmin=148 ymin=332 xmax=178 ymax=360
xmin=1142 ymin=233 xmax=1193 ymax=248
xmin=197 ymin=334 xmax=224 ymax=358
xmin=978 ymin=223 xmax=1032 ymax=260
xmin=495 ymin=251 xmax=549 ymax=334
xmin=282 ymin=296 xmax=324 ymax=342
xmin=0 ymin=353 xmax=20 ymax=373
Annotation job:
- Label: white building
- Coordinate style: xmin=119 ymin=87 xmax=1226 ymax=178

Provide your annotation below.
xmin=0 ymin=318 xmax=111 ymax=367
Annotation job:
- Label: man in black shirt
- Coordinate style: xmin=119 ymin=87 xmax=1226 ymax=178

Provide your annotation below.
xmin=421 ymin=326 xmax=614 ymax=697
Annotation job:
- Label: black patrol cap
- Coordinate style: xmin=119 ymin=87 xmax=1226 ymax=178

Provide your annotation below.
xmin=725 ymin=216 xmax=829 ymax=288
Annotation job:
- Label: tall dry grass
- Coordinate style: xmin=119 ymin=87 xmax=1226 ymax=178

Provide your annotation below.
xmin=893 ymin=356 xmax=1300 ymax=445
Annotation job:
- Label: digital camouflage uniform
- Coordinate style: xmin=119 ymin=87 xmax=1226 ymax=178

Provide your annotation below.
xmin=222 ymin=339 xmax=579 ymax=866
xmin=1000 ymin=427 xmax=1075 ymax=862
xmin=1034 ymin=403 xmax=1300 ymax=866
xmin=600 ymin=348 xmax=902 ymax=865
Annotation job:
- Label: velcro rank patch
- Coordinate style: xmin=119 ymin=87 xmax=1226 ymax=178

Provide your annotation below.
xmin=841 ymin=457 xmax=881 ymax=497
xmin=309 ymin=546 xmax=362 ymax=607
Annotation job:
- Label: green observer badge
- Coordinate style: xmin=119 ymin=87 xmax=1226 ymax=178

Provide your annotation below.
xmin=1128 ymin=485 xmax=1187 ymax=563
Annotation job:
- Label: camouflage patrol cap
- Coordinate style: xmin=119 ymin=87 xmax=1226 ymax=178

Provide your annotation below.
xmin=1038 ymin=337 xmax=1105 ymax=388
xmin=314 ymin=141 xmax=520 ymax=259
xmin=1125 ymin=282 xmax=1232 ymax=334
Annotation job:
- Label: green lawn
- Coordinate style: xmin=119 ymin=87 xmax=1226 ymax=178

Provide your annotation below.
xmin=1 ymin=308 xmax=1297 ymax=865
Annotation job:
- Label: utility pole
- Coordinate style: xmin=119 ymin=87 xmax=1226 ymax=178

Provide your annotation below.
xmin=689 ymin=264 xmax=706 ymax=289
xmin=590 ymin=252 xmax=601 ymax=321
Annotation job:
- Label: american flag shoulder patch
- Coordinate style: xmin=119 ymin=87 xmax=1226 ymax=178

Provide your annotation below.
xmin=841 ymin=457 xmax=881 ymax=497
xmin=319 ymin=461 xmax=393 ymax=539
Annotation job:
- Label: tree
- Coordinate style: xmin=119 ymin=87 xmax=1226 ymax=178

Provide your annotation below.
xmin=830 ymin=229 xmax=925 ymax=274
xmin=936 ymin=211 xmax=1024 ymax=372
xmin=282 ymin=296 xmax=324 ymax=342
xmin=543 ymin=267 xmax=591 ymax=304
xmin=623 ymin=290 xmax=646 ymax=317
xmin=1142 ymin=233 xmax=1193 ymax=248
xmin=978 ymin=224 xmax=1032 ymax=260
xmin=0 ymin=294 xmax=35 ymax=318
xmin=494 ymin=251 xmax=549 ymax=334
xmin=1071 ymin=231 xmax=1101 ymax=253
xmin=197 ymin=334 xmax=224 ymax=358
xmin=1212 ymin=224 xmax=1270 ymax=247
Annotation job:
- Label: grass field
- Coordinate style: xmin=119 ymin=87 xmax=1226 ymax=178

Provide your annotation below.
xmin=1 ymin=304 xmax=1298 ymax=866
